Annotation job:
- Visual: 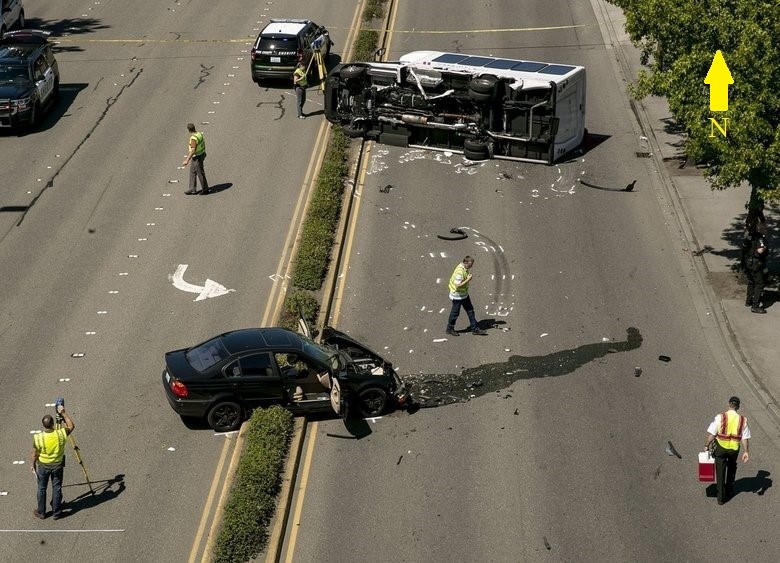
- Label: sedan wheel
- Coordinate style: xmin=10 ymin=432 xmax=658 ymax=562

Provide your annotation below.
xmin=358 ymin=387 xmax=387 ymax=417
xmin=207 ymin=401 xmax=243 ymax=432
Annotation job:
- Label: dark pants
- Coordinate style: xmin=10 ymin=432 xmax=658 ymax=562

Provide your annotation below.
xmin=447 ymin=295 xmax=478 ymax=331
xmin=36 ymin=461 xmax=64 ymax=516
xmin=295 ymin=86 xmax=306 ymax=117
xmin=713 ymin=443 xmax=739 ymax=503
xmin=188 ymin=153 xmax=208 ymax=192
xmin=745 ymin=267 xmax=765 ymax=306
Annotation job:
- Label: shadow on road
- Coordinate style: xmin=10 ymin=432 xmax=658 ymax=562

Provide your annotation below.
xmin=58 ymin=474 xmax=126 ymax=519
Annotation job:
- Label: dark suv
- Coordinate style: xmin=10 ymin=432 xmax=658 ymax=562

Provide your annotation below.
xmin=0 ymin=30 xmax=59 ymax=130
xmin=250 ymin=18 xmax=331 ymax=83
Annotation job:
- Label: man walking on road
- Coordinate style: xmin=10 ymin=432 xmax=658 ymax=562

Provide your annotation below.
xmin=705 ymin=396 xmax=750 ymax=505
xmin=183 ymin=123 xmax=209 ymax=195
xmin=446 ymin=256 xmax=487 ymax=336
xmin=31 ymin=404 xmax=75 ymax=519
xmin=293 ymin=61 xmax=308 ymax=119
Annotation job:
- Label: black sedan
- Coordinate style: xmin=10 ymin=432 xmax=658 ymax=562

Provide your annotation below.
xmin=162 ymin=326 xmax=409 ymax=432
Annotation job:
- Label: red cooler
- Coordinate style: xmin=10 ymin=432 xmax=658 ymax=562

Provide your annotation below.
xmin=698 ymin=451 xmax=715 ymax=482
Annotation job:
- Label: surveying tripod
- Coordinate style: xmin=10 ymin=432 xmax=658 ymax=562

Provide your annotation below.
xmin=54 ymin=402 xmax=95 ymax=496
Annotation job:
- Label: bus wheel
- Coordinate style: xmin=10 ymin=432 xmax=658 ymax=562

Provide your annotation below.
xmin=463 ymin=139 xmax=489 ymax=160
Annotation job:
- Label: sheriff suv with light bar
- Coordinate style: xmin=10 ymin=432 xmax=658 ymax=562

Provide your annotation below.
xmin=250 ymin=18 xmax=331 ymax=83
xmin=0 ymin=29 xmax=59 ymax=130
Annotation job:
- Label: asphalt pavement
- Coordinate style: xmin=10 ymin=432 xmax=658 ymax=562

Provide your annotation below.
xmin=595 ymin=0 xmax=780 ymax=422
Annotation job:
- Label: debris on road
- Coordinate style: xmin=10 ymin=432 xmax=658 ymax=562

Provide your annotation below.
xmin=665 ymin=441 xmax=682 ymax=459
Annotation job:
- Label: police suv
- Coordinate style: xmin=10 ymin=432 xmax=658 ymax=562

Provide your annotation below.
xmin=0 ymin=30 xmax=59 ymax=130
xmin=1 ymin=0 xmax=25 ymax=37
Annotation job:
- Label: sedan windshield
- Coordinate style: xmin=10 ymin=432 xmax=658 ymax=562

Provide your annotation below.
xmin=185 ymin=338 xmax=230 ymax=372
xmin=0 ymin=65 xmax=29 ymax=83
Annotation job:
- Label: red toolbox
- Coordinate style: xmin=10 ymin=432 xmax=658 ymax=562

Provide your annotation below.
xmin=698 ymin=451 xmax=715 ymax=482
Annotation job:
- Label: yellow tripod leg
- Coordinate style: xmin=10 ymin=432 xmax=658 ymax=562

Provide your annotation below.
xmin=67 ymin=433 xmax=95 ymax=495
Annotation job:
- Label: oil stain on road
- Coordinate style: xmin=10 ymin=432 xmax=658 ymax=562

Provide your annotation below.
xmin=405 ymin=327 xmax=643 ymax=408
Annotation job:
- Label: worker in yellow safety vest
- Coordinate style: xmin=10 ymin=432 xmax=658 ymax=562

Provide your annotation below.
xmin=183 ymin=123 xmax=210 ymax=195
xmin=445 ymin=256 xmax=487 ymax=336
xmin=705 ymin=396 xmax=750 ymax=505
xmin=31 ymin=405 xmax=75 ymax=520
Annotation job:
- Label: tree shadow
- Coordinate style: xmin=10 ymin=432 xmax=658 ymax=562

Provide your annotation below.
xmin=24 ymin=17 xmax=110 ymax=53
xmin=58 ymin=474 xmax=126 ymax=518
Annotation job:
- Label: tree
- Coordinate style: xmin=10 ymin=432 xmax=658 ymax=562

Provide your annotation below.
xmin=609 ymin=0 xmax=780 ymax=205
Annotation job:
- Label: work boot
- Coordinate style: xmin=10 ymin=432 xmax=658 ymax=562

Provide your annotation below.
xmin=445 ymin=328 xmax=459 ymax=337
xmin=751 ymin=306 xmax=767 ymax=314
xmin=745 ymin=300 xmax=753 ymax=307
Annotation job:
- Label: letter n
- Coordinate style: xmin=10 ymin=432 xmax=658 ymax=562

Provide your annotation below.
xmin=709 ymin=117 xmax=729 ymax=138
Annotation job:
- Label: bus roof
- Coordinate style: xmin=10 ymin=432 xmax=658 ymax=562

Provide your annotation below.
xmin=399 ymin=50 xmax=584 ymax=84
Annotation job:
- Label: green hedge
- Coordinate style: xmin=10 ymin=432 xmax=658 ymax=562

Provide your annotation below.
xmin=291 ymin=128 xmax=350 ymax=290
xmin=213 ymin=407 xmax=294 ymax=563
xmin=211 ymin=3 xmax=388 ymax=562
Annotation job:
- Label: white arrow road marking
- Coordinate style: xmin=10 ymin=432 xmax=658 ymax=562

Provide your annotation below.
xmin=168 ymin=264 xmax=234 ymax=302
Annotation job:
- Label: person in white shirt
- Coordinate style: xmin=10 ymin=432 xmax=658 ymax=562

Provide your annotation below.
xmin=705 ymin=396 xmax=750 ymax=505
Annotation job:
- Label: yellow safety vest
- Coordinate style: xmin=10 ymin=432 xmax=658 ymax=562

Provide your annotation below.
xmin=715 ymin=411 xmax=746 ymax=451
xmin=34 ymin=428 xmax=68 ymax=464
xmin=293 ymin=66 xmax=308 ymax=88
xmin=448 ymin=263 xmax=470 ymax=297
xmin=189 ymin=132 xmax=205 ymax=156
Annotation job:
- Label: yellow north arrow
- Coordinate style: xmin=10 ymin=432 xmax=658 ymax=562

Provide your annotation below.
xmin=704 ymin=50 xmax=733 ymax=112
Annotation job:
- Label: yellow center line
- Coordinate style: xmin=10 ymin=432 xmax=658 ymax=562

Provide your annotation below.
xmin=282 ymin=422 xmax=318 ymax=563
xmin=51 ymin=23 xmax=590 ymax=44
xmin=187 ymin=436 xmax=231 ymax=563
xmin=260 ymin=123 xmax=330 ymax=327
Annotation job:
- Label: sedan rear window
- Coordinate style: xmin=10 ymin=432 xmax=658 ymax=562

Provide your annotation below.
xmin=185 ymin=338 xmax=230 ymax=372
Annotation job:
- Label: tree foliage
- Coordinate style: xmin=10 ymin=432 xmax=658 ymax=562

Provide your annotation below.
xmin=610 ymin=0 xmax=780 ymax=201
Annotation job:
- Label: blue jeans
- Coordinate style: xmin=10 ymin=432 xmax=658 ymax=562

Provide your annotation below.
xmin=36 ymin=461 xmax=64 ymax=516
xmin=447 ymin=295 xmax=478 ymax=331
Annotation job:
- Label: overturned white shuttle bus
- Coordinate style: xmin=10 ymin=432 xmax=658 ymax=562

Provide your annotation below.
xmin=323 ymin=50 xmax=586 ymax=164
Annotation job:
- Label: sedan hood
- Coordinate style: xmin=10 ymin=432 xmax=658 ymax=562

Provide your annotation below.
xmin=164 ymin=348 xmax=203 ymax=381
xmin=0 ymin=82 xmax=33 ymax=99
xmin=321 ymin=326 xmax=393 ymax=368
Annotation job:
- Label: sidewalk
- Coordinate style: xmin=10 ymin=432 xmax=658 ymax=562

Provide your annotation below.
xmin=596 ymin=1 xmax=780 ymax=420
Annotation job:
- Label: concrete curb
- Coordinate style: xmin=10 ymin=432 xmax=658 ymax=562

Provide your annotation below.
xmin=263 ymin=416 xmax=308 ymax=563
xmin=262 ymin=3 xmax=397 ymax=561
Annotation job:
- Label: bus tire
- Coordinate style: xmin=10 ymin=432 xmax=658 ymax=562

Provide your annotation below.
xmin=463 ymin=147 xmax=489 ymax=161
xmin=468 ymin=89 xmax=493 ymax=102
xmin=340 ymin=65 xmax=367 ymax=79
xmin=343 ymin=122 xmax=367 ymax=138
xmin=469 ymin=75 xmax=498 ymax=94
xmin=464 ymin=138 xmax=488 ymax=153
